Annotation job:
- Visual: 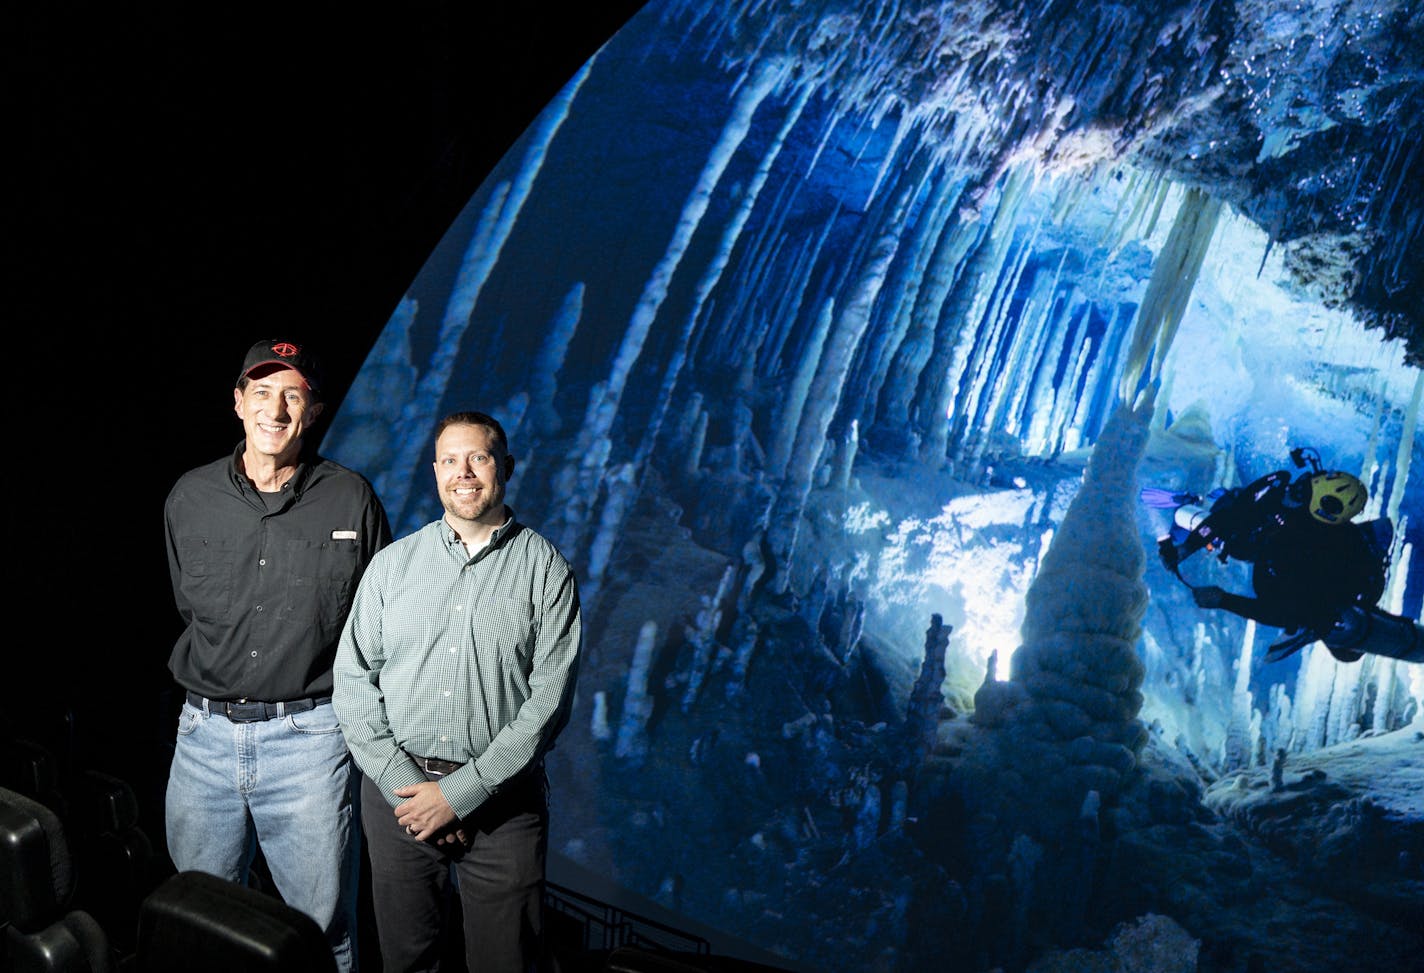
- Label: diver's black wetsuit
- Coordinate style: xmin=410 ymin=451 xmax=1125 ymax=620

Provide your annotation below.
xmin=1163 ymin=471 xmax=1388 ymax=637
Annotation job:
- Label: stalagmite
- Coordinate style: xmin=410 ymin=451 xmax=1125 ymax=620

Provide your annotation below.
xmin=615 ymin=620 xmax=660 ymax=765
xmin=1223 ymin=621 xmax=1256 ymax=772
xmin=584 ymin=462 xmax=638 ymax=605
xmin=906 ymin=615 xmax=952 ymax=764
xmin=591 ymin=691 xmax=612 ymax=742
xmin=1012 ymin=395 xmax=1154 ymax=789
xmin=682 ymin=564 xmax=738 ymax=712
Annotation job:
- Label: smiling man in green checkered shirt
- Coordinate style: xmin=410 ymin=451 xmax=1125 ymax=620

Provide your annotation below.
xmin=333 ymin=410 xmax=581 ymax=973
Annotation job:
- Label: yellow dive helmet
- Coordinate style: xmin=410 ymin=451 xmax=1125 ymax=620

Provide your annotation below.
xmin=1306 ymin=471 xmax=1367 ymax=524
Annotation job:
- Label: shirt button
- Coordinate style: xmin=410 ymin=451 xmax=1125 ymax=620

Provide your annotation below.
xmin=250 ymin=651 xmax=258 ymax=658
xmin=259 ymin=558 xmax=266 ymax=566
xmin=255 ymin=605 xmax=264 ymax=612
xmin=450 ymin=647 xmax=457 ymax=653
xmin=455 ymin=605 xmax=463 ymax=611
xmin=443 ymin=690 xmax=451 ymax=697
xmin=440 ymin=735 xmax=448 ymax=742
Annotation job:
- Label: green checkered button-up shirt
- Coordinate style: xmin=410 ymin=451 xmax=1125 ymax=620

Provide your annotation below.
xmin=333 ymin=510 xmax=581 ymax=819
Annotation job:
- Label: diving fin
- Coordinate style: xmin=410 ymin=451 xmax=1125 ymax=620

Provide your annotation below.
xmin=1139 ymin=487 xmax=1200 ymax=509
xmin=1264 ymin=628 xmax=1318 ymax=664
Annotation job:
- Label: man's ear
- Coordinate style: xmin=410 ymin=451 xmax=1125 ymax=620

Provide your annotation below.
xmin=233 ymin=387 xmax=244 ymax=416
xmin=308 ymin=401 xmax=325 ymax=421
xmin=504 ymin=454 xmax=517 ymax=479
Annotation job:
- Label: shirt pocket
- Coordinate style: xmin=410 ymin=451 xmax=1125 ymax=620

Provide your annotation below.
xmin=178 ymin=537 xmax=236 ymax=621
xmin=480 ymin=595 xmax=537 ymax=674
xmin=287 ymin=539 xmax=361 ymax=636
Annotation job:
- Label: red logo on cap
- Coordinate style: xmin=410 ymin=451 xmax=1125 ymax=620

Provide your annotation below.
xmin=272 ymin=342 xmax=300 ymax=358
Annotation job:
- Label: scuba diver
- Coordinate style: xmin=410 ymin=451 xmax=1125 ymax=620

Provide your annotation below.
xmin=1144 ymin=447 xmax=1419 ymax=664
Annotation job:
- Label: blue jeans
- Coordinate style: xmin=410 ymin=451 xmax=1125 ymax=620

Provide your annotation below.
xmin=165 ymin=699 xmax=359 ymax=973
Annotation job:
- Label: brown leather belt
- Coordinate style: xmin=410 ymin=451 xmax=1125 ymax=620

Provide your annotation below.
xmin=410 ymin=753 xmax=463 ymax=777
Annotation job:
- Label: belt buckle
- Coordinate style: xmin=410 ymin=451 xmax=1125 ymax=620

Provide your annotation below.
xmin=224 ymin=700 xmax=263 ymax=723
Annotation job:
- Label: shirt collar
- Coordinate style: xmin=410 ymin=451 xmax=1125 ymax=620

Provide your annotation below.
xmin=227 ymin=441 xmax=313 ymax=502
xmin=440 ymin=507 xmax=517 ymax=552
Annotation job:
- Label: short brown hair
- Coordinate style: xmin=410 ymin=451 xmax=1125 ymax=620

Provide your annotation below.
xmin=435 ymin=411 xmax=508 ymax=456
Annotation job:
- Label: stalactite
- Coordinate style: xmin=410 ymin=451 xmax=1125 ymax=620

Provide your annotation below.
xmin=768 ymin=297 xmax=836 ymax=478
xmin=526 ymin=282 xmax=585 ymax=439
xmin=565 ymin=60 xmax=782 ymax=553
xmin=703 ymin=109 xmax=828 ymax=367
xmin=1296 ymin=645 xmax=1338 ymax=752
xmin=382 ymin=59 xmax=593 ymax=531
xmin=1326 ymin=654 xmax=1368 ymax=746
xmin=323 ymin=296 xmax=419 ymax=482
xmin=829 ymin=419 xmax=859 ymax=491
xmin=1023 ymin=294 xmax=1084 ymax=456
xmin=724 ymin=614 xmax=761 ymax=701
xmin=1001 ymin=254 xmax=1066 ymax=440
xmin=1046 ymin=328 xmax=1094 ymax=457
xmin=955 ymin=231 xmax=1035 ymax=467
xmin=919 ymin=165 xmax=1033 ymax=464
xmin=767 ymin=166 xmax=919 ymax=590
xmin=1064 ymin=306 xmax=1127 ymax=452
xmin=964 ymin=216 xmax=1052 ymax=469
xmin=634 ymin=81 xmax=812 ymax=477
xmin=591 ymin=691 xmax=612 ymax=742
xmin=875 ymin=191 xmax=978 ymax=440
xmin=605 ymin=59 xmax=781 ymax=415
xmin=859 ymin=170 xmax=965 ymax=433
xmin=1118 ymin=187 xmax=1224 ymax=403
xmin=1387 ymin=370 xmax=1422 ymax=533
xmin=683 ymin=406 xmax=709 ymax=479
xmin=757 ymin=227 xmax=828 ymax=372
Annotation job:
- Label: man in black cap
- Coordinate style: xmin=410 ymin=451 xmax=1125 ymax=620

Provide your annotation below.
xmin=163 ymin=338 xmax=390 ymax=972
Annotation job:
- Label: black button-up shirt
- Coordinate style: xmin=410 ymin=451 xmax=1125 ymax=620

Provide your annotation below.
xmin=165 ymin=443 xmax=391 ymax=701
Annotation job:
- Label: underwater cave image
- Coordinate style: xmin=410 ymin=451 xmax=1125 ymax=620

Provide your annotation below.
xmin=325 ymin=1 xmax=1423 ymax=970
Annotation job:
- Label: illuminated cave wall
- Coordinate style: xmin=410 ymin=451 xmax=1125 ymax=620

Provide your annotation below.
xmin=325 ymin=2 xmax=1423 ymax=970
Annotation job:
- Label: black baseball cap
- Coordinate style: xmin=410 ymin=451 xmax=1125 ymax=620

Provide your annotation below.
xmin=237 ymin=338 xmax=324 ymax=394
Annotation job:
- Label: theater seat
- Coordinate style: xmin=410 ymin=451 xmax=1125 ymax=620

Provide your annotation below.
xmin=67 ymin=770 xmax=156 ymax=954
xmin=0 ymin=785 xmax=112 ymax=973
xmin=133 ymin=870 xmax=335 ymax=973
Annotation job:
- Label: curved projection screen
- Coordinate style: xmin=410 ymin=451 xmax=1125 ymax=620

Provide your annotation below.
xmin=325 ymin=2 xmax=1423 ymax=970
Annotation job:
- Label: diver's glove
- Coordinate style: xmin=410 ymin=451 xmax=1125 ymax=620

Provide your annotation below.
xmin=1157 ymin=537 xmax=1180 ymax=570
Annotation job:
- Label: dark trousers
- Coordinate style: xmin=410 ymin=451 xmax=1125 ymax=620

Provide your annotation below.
xmin=361 ymin=771 xmax=547 ymax=973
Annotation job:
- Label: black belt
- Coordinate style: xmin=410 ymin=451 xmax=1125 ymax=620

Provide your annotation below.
xmin=187 ymin=690 xmax=331 ymax=723
xmin=409 ymin=753 xmax=464 ymax=777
